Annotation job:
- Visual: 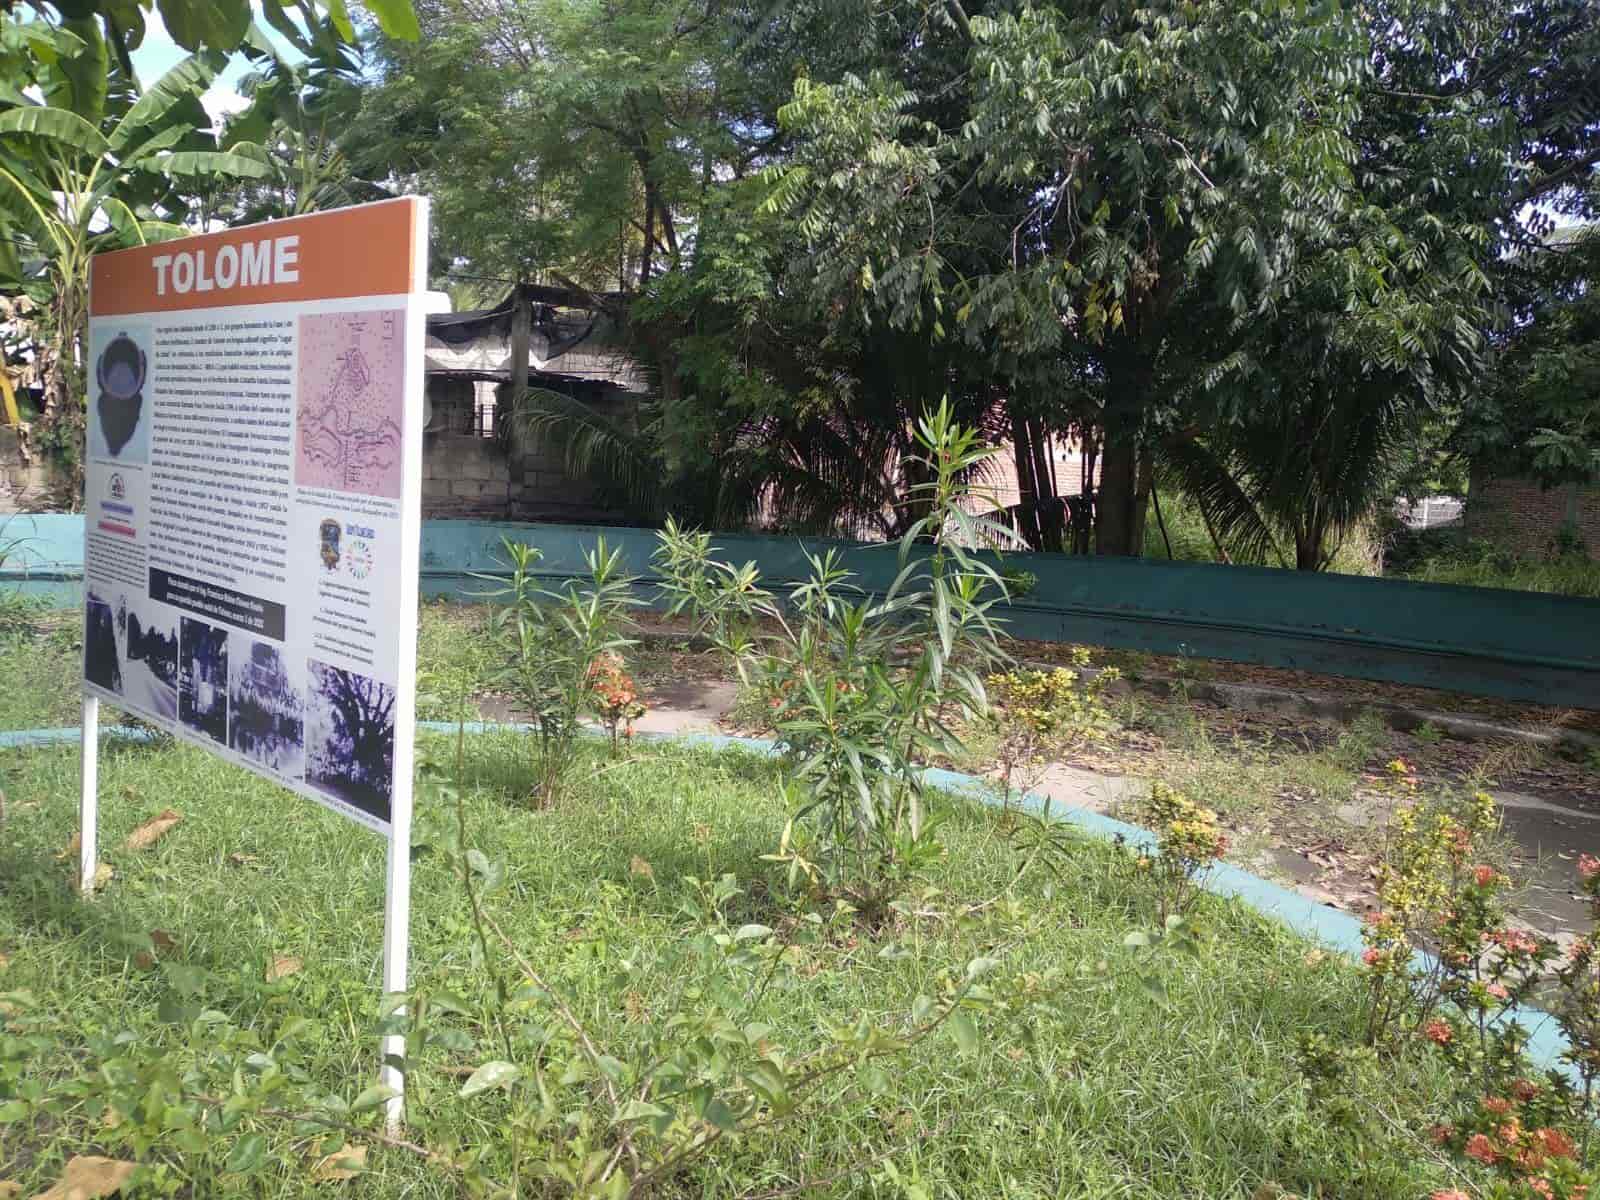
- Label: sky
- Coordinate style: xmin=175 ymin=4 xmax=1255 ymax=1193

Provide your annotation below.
xmin=128 ymin=5 xmax=307 ymax=126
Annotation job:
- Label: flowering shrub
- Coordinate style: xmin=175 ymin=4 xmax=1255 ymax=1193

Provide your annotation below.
xmin=1345 ymin=764 xmax=1600 ymax=1198
xmin=485 ymin=538 xmax=638 ymax=805
xmin=1428 ymin=1080 xmax=1591 ymax=1199
xmin=986 ymin=652 xmax=1119 ymax=817
xmin=1132 ymin=781 xmax=1228 ymax=921
xmin=587 ymin=651 xmax=647 ymax=752
xmin=1360 ymin=766 xmax=1510 ymax=1047
xmin=1553 ymin=855 xmax=1600 ymax=1155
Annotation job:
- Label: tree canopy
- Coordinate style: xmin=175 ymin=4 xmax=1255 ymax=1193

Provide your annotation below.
xmin=2 ymin=0 xmax=1596 ymax=555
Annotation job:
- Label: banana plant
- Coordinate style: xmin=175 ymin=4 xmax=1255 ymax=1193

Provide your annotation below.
xmin=0 ymin=15 xmax=272 ymax=479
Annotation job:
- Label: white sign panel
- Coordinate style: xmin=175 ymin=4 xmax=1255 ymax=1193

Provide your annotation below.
xmin=84 ymin=198 xmax=429 ymax=836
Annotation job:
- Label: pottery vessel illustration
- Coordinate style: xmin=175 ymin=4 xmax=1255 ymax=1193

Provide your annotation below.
xmin=96 ymin=332 xmax=147 ymax=456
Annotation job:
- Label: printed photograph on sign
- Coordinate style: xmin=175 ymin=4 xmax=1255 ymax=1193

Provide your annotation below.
xmin=84 ymin=588 xmax=124 ymax=695
xmin=228 ymin=634 xmax=305 ymax=776
xmin=295 ymin=309 xmax=406 ymax=498
xmin=306 ymin=660 xmax=396 ymax=824
xmin=179 ymin=617 xmax=229 ymax=745
xmin=122 ymin=601 xmax=178 ymax=720
xmin=88 ymin=322 xmax=152 ymax=463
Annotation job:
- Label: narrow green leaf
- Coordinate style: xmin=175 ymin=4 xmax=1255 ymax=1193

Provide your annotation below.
xmin=350 ymin=1084 xmax=397 ymax=1112
xmin=226 ymin=1131 xmax=267 ymax=1173
xmin=950 ymin=1010 xmax=978 ymax=1056
xmin=618 ymin=1099 xmax=669 ymax=1121
xmin=459 ymin=1060 xmax=520 ymax=1098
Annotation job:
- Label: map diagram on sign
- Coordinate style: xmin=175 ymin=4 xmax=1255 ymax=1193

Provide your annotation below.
xmin=295 ymin=309 xmax=405 ymax=498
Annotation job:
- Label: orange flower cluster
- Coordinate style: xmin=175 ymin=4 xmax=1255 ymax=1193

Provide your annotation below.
xmin=587 ymin=652 xmax=646 ymax=743
xmin=1431 ymin=1085 xmax=1587 ymax=1200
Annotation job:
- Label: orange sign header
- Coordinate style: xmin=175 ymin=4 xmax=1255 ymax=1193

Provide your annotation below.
xmin=91 ymin=198 xmax=424 ymax=317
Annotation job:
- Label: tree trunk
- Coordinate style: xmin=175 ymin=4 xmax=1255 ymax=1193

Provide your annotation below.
xmin=1094 ymin=347 xmax=1154 ymax=556
xmin=1010 ymin=410 xmax=1041 ymax=549
xmin=1094 ymin=436 xmax=1144 ymax=555
xmin=1294 ymin=516 xmax=1325 ymax=571
xmin=507 ymin=284 xmax=531 ymax=516
xmin=1027 ymin=419 xmax=1065 ymax=552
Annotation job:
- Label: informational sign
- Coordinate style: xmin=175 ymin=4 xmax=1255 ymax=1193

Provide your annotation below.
xmin=83 ymin=199 xmax=429 ymax=836
xmin=80 ymin=198 xmax=429 ymax=1126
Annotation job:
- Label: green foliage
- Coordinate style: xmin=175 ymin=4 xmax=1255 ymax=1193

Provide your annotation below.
xmin=655 ymin=401 xmax=1014 ymax=911
xmin=0 ymin=17 xmax=276 ymax=486
xmin=481 ymin=537 xmax=638 ymax=805
xmin=1401 ymin=537 xmax=1600 ymax=599
xmin=0 ymin=730 xmax=1497 ymax=1199
xmin=16 ymin=0 xmax=416 ymax=64
xmin=1129 ymin=782 xmax=1230 ymax=923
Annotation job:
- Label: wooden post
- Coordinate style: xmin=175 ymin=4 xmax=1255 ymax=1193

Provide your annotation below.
xmin=508 ymin=284 xmax=531 ymax=514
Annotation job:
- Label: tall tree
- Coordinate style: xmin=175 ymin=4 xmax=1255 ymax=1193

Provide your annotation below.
xmin=768 ymin=0 xmax=1369 ymax=554
xmin=767 ymin=0 xmax=1600 ymax=558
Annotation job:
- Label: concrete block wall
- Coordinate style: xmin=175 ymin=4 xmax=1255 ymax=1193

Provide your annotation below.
xmin=421 ymin=377 xmax=628 ymax=523
xmin=0 ymin=426 xmax=66 ymax=514
xmin=1465 ymin=466 xmax=1600 ymax=558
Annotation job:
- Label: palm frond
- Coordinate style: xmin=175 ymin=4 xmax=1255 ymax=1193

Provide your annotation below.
xmin=513 ymin=388 xmax=662 ymax=519
xmin=1157 ymin=432 xmax=1283 ymax=565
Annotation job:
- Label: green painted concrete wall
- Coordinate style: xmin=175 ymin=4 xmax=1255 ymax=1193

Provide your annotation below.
xmin=8 ymin=515 xmax=1599 ymax=707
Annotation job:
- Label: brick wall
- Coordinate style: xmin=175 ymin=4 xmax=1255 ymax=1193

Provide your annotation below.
xmin=421 ymin=376 xmax=632 ymax=523
xmin=1464 ymin=465 xmax=1600 ymax=558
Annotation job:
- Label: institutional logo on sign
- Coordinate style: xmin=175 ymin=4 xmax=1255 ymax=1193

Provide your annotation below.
xmin=347 ymin=537 xmax=374 ymax=581
xmin=109 ymin=473 xmax=126 ymax=501
xmin=319 ymin=518 xmax=342 ymax=571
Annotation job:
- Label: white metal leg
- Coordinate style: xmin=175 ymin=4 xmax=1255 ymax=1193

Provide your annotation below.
xmin=79 ymin=694 xmax=99 ymax=894
xmin=380 ymin=815 xmax=412 ymax=1131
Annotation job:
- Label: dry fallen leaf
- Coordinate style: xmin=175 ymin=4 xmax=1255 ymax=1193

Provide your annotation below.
xmin=266 ymin=955 xmax=303 ymax=982
xmin=124 ymin=809 xmax=182 ymax=851
xmin=311 ymin=1145 xmax=367 ymax=1182
xmin=227 ymin=852 xmax=259 ymax=868
xmin=31 ymin=1155 xmax=137 ymax=1199
xmin=0 ymin=1181 xmax=20 ymax=1198
xmin=75 ymin=863 xmax=114 ymax=894
xmin=55 ymin=833 xmax=81 ymax=862
xmin=133 ymin=930 xmax=177 ymax=971
xmin=628 ymin=855 xmax=654 ymax=880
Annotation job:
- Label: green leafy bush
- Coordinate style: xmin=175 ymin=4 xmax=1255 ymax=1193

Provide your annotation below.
xmin=482 ymin=538 xmax=638 ymax=804
xmin=654 ymin=400 xmax=1014 ymax=913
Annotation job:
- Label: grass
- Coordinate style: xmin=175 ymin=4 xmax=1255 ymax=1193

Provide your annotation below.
xmin=1401 ymin=545 xmax=1600 ymax=598
xmin=414 ymin=598 xmax=500 ymax=721
xmin=0 ymin=609 xmax=82 ymax=732
xmin=0 ymin=732 xmax=1490 ymax=1198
